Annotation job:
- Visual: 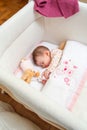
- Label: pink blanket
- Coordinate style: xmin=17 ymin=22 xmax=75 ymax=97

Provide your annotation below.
xmin=34 ymin=0 xmax=79 ymax=18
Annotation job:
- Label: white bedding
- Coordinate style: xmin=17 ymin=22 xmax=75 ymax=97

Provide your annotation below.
xmin=14 ymin=41 xmax=58 ymax=91
xmin=42 ymin=40 xmax=87 ymax=110
xmin=15 ymin=40 xmax=87 ymax=112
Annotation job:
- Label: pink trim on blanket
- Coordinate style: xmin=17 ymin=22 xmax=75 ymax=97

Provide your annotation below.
xmin=68 ymin=69 xmax=87 ymax=111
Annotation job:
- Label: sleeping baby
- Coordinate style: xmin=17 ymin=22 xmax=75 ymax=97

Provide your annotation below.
xmin=20 ymin=41 xmax=66 ymax=84
xmin=32 ymin=41 xmax=66 ymax=84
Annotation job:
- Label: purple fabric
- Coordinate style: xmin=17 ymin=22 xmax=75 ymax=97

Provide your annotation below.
xmin=34 ymin=0 xmax=79 ymax=18
xmin=35 ymin=0 xmax=47 ymax=7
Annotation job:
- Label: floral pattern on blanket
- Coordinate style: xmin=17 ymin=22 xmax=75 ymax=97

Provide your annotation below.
xmin=46 ymin=57 xmax=83 ymax=110
xmin=39 ymin=41 xmax=87 ymax=111
xmin=55 ymin=59 xmax=78 ymax=86
xmin=46 ymin=57 xmax=87 ymax=110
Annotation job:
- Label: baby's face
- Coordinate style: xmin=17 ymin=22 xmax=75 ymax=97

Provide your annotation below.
xmin=36 ymin=52 xmax=51 ymax=68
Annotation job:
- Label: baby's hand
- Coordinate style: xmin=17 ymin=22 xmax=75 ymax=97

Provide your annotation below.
xmin=42 ymin=79 xmax=47 ymax=85
xmin=39 ymin=70 xmax=51 ymax=85
xmin=42 ymin=69 xmax=51 ymax=79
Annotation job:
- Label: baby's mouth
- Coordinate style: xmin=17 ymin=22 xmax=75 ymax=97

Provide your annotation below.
xmin=45 ymin=64 xmax=49 ymax=68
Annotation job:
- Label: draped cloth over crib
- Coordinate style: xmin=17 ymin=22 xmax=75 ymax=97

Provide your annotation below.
xmin=34 ymin=0 xmax=79 ymax=18
xmin=0 ymin=1 xmax=87 ymax=130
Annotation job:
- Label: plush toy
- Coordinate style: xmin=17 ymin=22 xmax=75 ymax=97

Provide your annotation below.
xmin=20 ymin=58 xmax=40 ymax=83
xmin=20 ymin=58 xmax=34 ymax=71
xmin=21 ymin=69 xmax=40 ymax=83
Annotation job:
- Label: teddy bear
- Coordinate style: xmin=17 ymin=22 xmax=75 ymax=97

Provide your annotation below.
xmin=20 ymin=58 xmax=40 ymax=83
xmin=21 ymin=69 xmax=40 ymax=83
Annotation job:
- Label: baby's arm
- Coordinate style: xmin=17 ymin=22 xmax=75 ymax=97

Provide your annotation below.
xmin=42 ymin=41 xmax=66 ymax=80
xmin=45 ymin=41 xmax=66 ymax=73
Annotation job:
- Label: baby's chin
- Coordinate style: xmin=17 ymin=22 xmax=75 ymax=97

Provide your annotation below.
xmin=43 ymin=64 xmax=49 ymax=68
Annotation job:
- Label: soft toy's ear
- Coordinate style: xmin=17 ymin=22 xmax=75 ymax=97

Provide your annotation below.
xmin=34 ymin=72 xmax=40 ymax=77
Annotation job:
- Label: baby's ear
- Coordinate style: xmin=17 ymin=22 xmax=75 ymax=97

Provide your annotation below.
xmin=45 ymin=50 xmax=50 ymax=56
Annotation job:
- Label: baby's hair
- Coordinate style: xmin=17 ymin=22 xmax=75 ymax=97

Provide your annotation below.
xmin=32 ymin=46 xmax=50 ymax=64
